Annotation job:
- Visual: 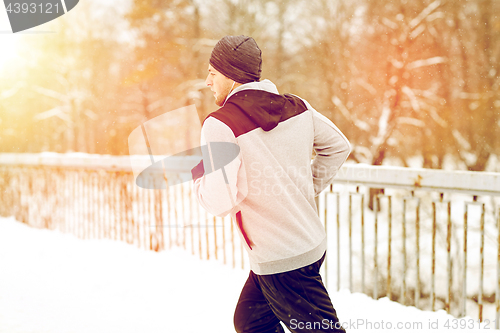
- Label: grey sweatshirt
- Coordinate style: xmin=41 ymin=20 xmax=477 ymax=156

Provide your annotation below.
xmin=193 ymin=79 xmax=350 ymax=275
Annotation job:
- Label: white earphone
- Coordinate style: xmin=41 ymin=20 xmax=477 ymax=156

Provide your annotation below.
xmin=222 ymin=81 xmax=236 ymax=107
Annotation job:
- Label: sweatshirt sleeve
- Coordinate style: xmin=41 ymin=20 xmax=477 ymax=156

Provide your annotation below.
xmin=309 ymin=105 xmax=351 ymax=196
xmin=192 ymin=116 xmax=243 ymax=217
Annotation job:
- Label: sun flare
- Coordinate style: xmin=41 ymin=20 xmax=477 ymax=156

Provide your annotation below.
xmin=0 ymin=35 xmax=21 ymax=71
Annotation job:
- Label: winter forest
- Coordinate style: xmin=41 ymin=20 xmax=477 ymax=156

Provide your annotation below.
xmin=0 ymin=0 xmax=499 ymax=172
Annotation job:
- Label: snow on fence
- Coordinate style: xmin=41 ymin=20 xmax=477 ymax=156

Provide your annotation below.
xmin=1 ymin=153 xmax=500 ymax=326
xmin=0 ymin=153 xmax=247 ymax=271
xmin=322 ymin=165 xmax=500 ymax=324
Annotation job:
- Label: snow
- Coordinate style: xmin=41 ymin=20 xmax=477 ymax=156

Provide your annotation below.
xmin=0 ymin=216 xmax=497 ymax=332
xmin=0 ymin=216 xmax=246 ymax=333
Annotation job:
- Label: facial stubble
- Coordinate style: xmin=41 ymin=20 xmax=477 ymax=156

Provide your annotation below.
xmin=215 ymin=80 xmax=235 ymax=107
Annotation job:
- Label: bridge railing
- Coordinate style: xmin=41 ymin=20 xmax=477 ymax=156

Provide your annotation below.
xmin=321 ymin=164 xmax=500 ymax=326
xmin=1 ymin=153 xmax=499 ymax=326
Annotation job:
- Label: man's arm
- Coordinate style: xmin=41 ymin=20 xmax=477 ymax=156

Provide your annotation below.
xmin=310 ymin=106 xmax=351 ymax=196
xmin=192 ymin=117 xmax=243 ymax=217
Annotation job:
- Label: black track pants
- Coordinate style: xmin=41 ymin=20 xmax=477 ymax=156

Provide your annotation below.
xmin=234 ymin=252 xmax=346 ymax=333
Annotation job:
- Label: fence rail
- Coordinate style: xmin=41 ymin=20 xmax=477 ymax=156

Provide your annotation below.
xmin=1 ymin=153 xmax=500 ymax=326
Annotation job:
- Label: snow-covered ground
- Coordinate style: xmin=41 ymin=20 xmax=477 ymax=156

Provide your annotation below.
xmin=0 ymin=216 xmax=497 ymax=333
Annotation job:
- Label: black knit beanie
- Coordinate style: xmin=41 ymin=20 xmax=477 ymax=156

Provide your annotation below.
xmin=209 ymin=35 xmax=262 ymax=84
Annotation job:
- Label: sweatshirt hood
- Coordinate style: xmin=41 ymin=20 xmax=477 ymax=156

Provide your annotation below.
xmin=224 ymin=80 xmax=305 ymax=132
